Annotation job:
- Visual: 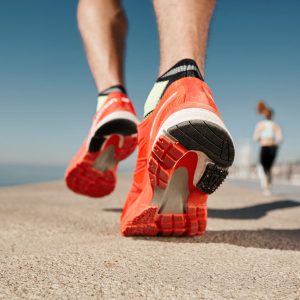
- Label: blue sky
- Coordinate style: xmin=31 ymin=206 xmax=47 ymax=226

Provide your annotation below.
xmin=0 ymin=0 xmax=299 ymax=172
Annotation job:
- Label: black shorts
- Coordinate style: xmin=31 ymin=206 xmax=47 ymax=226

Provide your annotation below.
xmin=260 ymin=146 xmax=277 ymax=173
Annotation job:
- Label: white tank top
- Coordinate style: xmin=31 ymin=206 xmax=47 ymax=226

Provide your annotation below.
xmin=260 ymin=120 xmax=276 ymax=140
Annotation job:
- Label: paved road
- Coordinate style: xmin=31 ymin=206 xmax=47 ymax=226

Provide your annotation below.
xmin=228 ymin=178 xmax=300 ymax=202
xmin=0 ymin=174 xmax=299 ymax=299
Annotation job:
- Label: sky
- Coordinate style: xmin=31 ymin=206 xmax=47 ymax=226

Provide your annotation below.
xmin=0 ymin=0 xmax=300 ymax=179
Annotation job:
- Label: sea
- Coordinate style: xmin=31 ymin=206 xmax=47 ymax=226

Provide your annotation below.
xmin=0 ymin=164 xmax=66 ymax=187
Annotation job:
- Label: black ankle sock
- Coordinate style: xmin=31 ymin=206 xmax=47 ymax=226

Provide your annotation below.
xmin=98 ymin=85 xmax=127 ymax=96
xmin=157 ymin=59 xmax=204 ymax=84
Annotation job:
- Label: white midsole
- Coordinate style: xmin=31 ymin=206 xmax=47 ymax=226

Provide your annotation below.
xmin=153 ymin=107 xmax=233 ymax=145
xmin=88 ymin=111 xmax=139 ymax=146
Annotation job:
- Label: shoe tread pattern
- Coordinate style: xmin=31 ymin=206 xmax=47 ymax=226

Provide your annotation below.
xmin=167 ymin=120 xmax=234 ymax=168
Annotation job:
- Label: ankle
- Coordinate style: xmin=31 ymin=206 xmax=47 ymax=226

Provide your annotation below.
xmin=160 ymin=56 xmax=204 ymax=78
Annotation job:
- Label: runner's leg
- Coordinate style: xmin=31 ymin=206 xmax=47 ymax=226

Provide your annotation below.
xmin=153 ymin=0 xmax=216 ymax=76
xmin=77 ymin=0 xmax=127 ymax=91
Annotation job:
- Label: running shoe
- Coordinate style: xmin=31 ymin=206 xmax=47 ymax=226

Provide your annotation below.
xmin=121 ymin=59 xmax=235 ymax=236
xmin=65 ymin=86 xmax=139 ymax=197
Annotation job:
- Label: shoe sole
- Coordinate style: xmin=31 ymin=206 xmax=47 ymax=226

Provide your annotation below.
xmin=66 ymin=118 xmax=137 ymax=198
xmin=122 ymin=118 xmax=235 ymax=236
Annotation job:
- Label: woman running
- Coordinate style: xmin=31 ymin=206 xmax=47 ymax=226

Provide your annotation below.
xmin=253 ymin=101 xmax=283 ymax=195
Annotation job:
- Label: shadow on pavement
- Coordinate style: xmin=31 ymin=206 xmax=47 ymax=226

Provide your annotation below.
xmin=200 ymin=229 xmax=300 ymax=251
xmin=208 ymin=199 xmax=300 ymax=220
xmin=132 ymin=229 xmax=300 ymax=251
xmin=103 ymin=199 xmax=300 ymax=220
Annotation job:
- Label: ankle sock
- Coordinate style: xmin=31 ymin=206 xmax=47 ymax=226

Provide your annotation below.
xmin=98 ymin=85 xmax=127 ymax=96
xmin=158 ymin=58 xmax=203 ymax=83
xmin=144 ymin=59 xmax=204 ymax=117
xmin=97 ymin=85 xmax=127 ymax=111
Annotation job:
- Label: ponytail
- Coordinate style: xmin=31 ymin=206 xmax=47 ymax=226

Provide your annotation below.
xmin=257 ymin=100 xmax=273 ymax=120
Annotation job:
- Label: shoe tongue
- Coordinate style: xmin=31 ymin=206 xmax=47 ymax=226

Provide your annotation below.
xmin=143 ymin=59 xmax=203 ymax=117
xmin=97 ymin=85 xmax=127 ymax=111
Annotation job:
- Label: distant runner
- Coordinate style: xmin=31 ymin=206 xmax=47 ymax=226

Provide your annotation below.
xmin=254 ymin=101 xmax=283 ymax=195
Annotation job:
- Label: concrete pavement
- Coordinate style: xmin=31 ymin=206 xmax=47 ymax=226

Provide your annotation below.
xmin=0 ymin=174 xmax=299 ymax=299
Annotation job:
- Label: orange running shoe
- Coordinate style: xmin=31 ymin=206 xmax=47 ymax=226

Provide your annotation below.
xmin=121 ymin=59 xmax=235 ymax=236
xmin=65 ymin=86 xmax=139 ymax=198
